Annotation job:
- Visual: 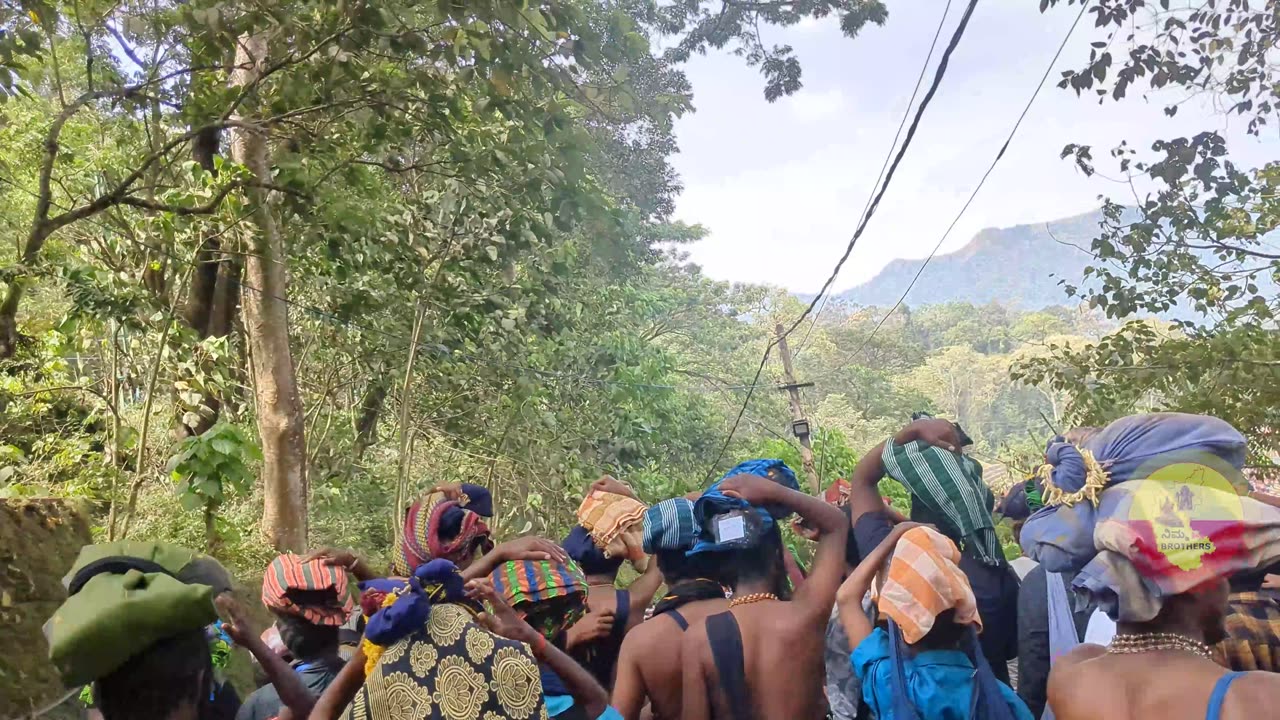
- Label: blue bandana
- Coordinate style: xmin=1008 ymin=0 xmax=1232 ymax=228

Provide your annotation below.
xmin=688 ymin=459 xmax=800 ymax=555
xmin=643 ymin=498 xmax=698 ymax=553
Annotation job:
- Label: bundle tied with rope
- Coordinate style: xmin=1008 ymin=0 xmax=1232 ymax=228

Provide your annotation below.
xmin=1020 ymin=412 xmax=1249 ymax=576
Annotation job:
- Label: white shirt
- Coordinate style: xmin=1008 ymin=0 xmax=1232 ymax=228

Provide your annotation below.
xmin=1083 ymin=608 xmax=1117 ymax=646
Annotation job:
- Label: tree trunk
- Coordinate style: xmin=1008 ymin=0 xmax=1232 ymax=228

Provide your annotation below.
xmin=0 ymin=221 xmax=50 ymax=359
xmin=352 ymin=377 xmax=388 ymax=462
xmin=177 ymin=126 xmax=239 ymax=437
xmin=0 ymin=286 xmax=23 ymax=359
xmin=230 ymin=32 xmax=308 ymax=552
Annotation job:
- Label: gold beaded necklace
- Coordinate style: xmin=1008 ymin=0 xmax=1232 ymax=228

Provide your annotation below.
xmin=1107 ymin=632 xmax=1212 ymax=659
xmin=729 ymin=592 xmax=779 ymax=608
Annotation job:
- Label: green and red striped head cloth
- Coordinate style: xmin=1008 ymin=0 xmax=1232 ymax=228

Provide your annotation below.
xmin=489 ymin=558 xmax=588 ymax=641
xmin=262 ymin=552 xmax=355 ymax=626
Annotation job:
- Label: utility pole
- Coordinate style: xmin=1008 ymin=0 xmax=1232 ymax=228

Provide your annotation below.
xmin=774 ymin=323 xmax=820 ymax=493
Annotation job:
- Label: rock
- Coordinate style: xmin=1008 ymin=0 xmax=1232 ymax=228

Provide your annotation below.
xmin=0 ymin=498 xmax=91 ymax=719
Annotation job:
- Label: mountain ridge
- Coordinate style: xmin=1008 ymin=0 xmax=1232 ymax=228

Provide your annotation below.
xmin=833 ymin=209 xmax=1103 ymax=309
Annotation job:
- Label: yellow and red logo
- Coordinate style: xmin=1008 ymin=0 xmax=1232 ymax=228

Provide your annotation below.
xmin=1110 ymin=454 xmax=1248 ymax=585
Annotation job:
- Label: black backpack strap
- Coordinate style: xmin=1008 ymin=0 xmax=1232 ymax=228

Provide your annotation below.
xmin=706 ymin=611 xmax=753 ymax=720
xmin=667 ymin=609 xmax=689 ymax=631
xmin=614 ymin=589 xmax=631 ymax=638
xmin=68 ymin=556 xmax=173 ymax=595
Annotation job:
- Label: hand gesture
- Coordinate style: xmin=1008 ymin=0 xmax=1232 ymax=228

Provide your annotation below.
xmin=466 ymin=579 xmax=540 ymax=644
xmin=1263 ymin=574 xmax=1280 ymax=590
xmin=214 ymin=594 xmax=256 ymax=647
xmin=900 ymin=418 xmax=961 ymax=452
xmin=303 ymin=547 xmax=360 ymax=570
xmin=718 ymin=473 xmax=781 ymax=507
xmin=568 ymin=609 xmax=616 ymax=646
xmin=495 ymin=536 xmax=569 ymax=564
xmin=427 ymin=483 xmax=468 ymax=502
xmin=591 ymin=475 xmax=638 ymax=500
xmin=302 ymin=547 xmax=376 ymax=580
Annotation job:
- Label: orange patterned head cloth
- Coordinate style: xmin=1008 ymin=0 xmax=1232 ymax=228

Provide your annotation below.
xmin=576 ymin=489 xmax=649 ymax=565
xmin=873 ymin=526 xmax=982 ymax=645
xmin=262 ymin=552 xmax=356 ymax=626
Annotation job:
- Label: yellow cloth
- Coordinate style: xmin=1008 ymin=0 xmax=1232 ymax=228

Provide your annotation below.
xmin=873 ymin=526 xmax=982 ymax=644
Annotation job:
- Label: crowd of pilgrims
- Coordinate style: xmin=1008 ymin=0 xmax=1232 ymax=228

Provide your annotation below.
xmin=43 ymin=415 xmax=1280 ymax=720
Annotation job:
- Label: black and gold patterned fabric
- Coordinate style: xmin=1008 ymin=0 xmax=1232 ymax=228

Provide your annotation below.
xmin=341 ymin=602 xmax=549 ymax=720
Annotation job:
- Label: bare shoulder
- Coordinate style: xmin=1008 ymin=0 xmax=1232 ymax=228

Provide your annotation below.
xmin=620 ymin=615 xmax=667 ymax=655
xmin=1226 ymin=671 xmax=1280 ymax=713
xmin=1049 ymin=645 xmax=1121 ymax=717
xmin=1055 ymin=642 xmax=1107 ymax=670
xmin=1047 ymin=644 xmax=1109 ymax=710
xmin=681 ymin=615 xmax=710 ymax=655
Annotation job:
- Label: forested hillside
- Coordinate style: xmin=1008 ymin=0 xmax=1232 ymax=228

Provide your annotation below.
xmin=835 ymin=211 xmax=1100 ymax=309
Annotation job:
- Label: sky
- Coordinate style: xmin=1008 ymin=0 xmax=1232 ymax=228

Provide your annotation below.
xmin=670 ymin=1 xmax=1280 ymax=294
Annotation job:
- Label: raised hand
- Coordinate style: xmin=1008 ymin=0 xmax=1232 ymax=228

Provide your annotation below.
xmin=567 ymin=609 xmax=616 ymax=647
xmin=427 ymin=483 xmax=468 ymax=502
xmin=717 ymin=473 xmax=781 ymax=507
xmin=466 ymin=579 xmax=540 ymax=645
xmin=899 ymin=418 xmax=961 ymax=452
xmin=302 ymin=547 xmax=375 ymax=580
xmin=214 ymin=594 xmax=255 ymax=647
xmin=495 ymin=536 xmax=569 ymax=564
xmin=303 ymin=546 xmax=358 ymax=569
xmin=792 ymin=518 xmax=821 ymax=542
xmin=591 ymin=475 xmax=638 ymax=500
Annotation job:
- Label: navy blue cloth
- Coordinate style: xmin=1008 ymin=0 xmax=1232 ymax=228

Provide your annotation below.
xmin=361 ymin=559 xmax=467 ymax=647
xmin=563 ymin=526 xmax=623 ymax=576
xmin=437 ymin=483 xmax=494 ymax=537
xmin=540 ymin=664 xmax=572 ymax=696
xmin=997 ymin=482 xmax=1032 ymax=522
xmin=689 ymin=488 xmax=771 ymax=555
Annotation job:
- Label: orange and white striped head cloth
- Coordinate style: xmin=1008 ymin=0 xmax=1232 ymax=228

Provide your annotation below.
xmin=873 ymin=526 xmax=982 ymax=644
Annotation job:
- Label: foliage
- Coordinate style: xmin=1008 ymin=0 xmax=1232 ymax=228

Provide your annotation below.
xmin=658 ymin=0 xmax=888 ymax=101
xmin=166 ymin=422 xmax=260 ymax=512
xmin=0 ymin=329 xmax=121 ymax=498
xmin=0 ymin=0 xmax=1121 ymax=571
xmin=1017 ymin=0 xmax=1280 ymax=461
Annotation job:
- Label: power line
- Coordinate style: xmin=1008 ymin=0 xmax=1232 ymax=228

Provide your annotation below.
xmin=857 ymin=2 xmax=1089 ymax=352
xmin=704 ymin=0 xmax=983 ymax=479
xmin=0 ymin=173 xmax=772 ymax=393
xmin=777 ymin=0 xmax=982 ymax=344
xmin=703 ymin=345 xmax=771 ymax=481
xmin=793 ymin=0 xmax=955 ymax=359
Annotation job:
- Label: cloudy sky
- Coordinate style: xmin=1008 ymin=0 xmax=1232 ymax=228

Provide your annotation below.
xmin=670 ymin=1 xmax=1280 ymax=294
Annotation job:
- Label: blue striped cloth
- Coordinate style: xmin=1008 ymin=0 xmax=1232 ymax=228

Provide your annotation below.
xmin=643 ymin=498 xmax=697 ymax=553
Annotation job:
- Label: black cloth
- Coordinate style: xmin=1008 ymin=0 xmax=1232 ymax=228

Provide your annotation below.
xmin=707 ymin=611 xmax=754 ymax=720
xmin=652 ymin=578 xmax=725 ymax=617
xmin=204 ymin=681 xmax=241 ymax=720
xmin=665 ymin=609 xmax=689 ymax=631
xmin=235 ymin=658 xmax=343 ymax=720
xmin=571 ymin=589 xmax=631 ymax=689
xmin=1016 ymin=564 xmax=1095 ymax=719
xmin=1230 ymin=560 xmax=1280 ymax=593
xmin=853 ymin=510 xmax=1020 ymax=685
